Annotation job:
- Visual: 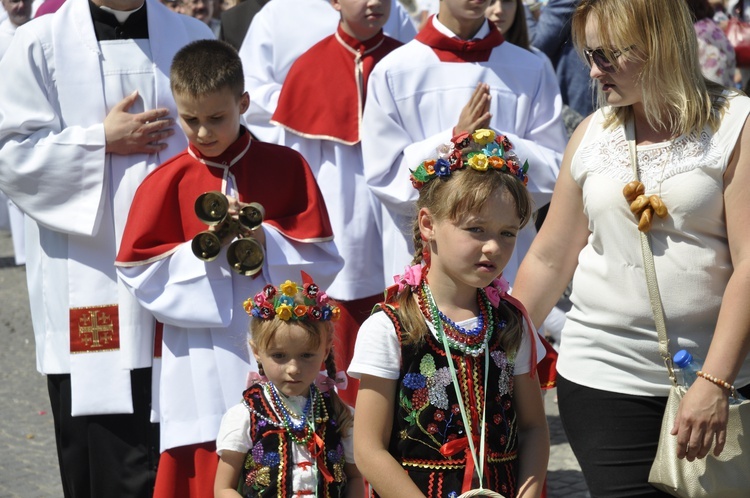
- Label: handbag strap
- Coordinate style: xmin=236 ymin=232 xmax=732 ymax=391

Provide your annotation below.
xmin=624 ymin=120 xmax=677 ymax=384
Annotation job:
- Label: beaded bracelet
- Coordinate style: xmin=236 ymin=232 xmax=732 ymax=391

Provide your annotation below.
xmin=696 ymin=370 xmax=739 ymax=399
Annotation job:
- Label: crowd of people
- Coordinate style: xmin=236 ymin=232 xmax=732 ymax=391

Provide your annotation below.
xmin=0 ymin=0 xmax=749 ymax=497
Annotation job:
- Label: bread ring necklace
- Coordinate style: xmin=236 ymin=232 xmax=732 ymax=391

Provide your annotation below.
xmin=622 ymin=120 xmax=669 ymax=232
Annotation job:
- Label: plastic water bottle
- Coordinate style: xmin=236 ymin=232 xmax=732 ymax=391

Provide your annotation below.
xmin=673 ymin=350 xmax=746 ymax=403
xmin=673 ymin=350 xmax=700 ymax=388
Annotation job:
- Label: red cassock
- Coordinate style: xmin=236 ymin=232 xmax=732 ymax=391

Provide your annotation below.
xmin=116 ymin=128 xmax=333 ymax=266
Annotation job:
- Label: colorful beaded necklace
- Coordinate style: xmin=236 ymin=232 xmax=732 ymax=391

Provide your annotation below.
xmin=264 ymin=382 xmax=327 ymax=446
xmin=438 ymin=308 xmax=484 ymax=337
xmin=417 ymin=281 xmax=495 ymax=357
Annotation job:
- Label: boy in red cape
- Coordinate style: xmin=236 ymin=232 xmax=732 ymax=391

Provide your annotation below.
xmin=115 ymin=39 xmax=343 ymax=498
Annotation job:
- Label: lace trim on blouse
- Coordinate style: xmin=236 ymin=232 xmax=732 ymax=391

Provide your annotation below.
xmin=578 ymin=124 xmax=721 ymax=191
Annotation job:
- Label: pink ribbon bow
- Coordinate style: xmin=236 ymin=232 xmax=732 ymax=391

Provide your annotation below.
xmin=483 ymin=275 xmax=510 ymax=308
xmin=485 ymin=275 xmax=542 ymax=381
xmin=315 ymin=371 xmax=348 ymax=393
xmin=393 ymin=264 xmax=423 ymax=293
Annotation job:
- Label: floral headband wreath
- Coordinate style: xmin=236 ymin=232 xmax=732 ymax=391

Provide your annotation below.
xmin=409 ymin=129 xmax=529 ymax=190
xmin=243 ymin=271 xmax=340 ymax=322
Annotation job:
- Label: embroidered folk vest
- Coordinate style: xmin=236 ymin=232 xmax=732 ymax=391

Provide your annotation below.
xmin=376 ymin=304 xmax=520 ymax=498
xmin=240 ymin=383 xmax=348 ymax=498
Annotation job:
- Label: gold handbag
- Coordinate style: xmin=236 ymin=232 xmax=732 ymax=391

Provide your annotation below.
xmin=624 ymin=121 xmax=750 ymax=498
xmin=648 ymin=385 xmax=750 ymax=498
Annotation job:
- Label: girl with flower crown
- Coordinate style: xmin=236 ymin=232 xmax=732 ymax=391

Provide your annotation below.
xmin=214 ymin=273 xmax=364 ymax=498
xmin=348 ymin=129 xmax=549 ymax=498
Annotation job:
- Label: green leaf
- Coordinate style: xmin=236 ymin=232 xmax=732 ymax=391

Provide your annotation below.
xmin=411 ymin=164 xmax=431 ymax=182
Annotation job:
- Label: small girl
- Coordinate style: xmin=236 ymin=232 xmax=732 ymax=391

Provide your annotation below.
xmin=214 ymin=273 xmax=364 ymax=498
xmin=349 ymin=129 xmax=549 ymax=498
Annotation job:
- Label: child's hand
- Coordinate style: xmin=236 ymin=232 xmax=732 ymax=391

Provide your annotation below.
xmin=225 ymin=195 xmax=266 ymax=250
xmin=225 ymin=195 xmax=242 ymax=219
xmin=240 ymin=220 xmax=266 ymax=252
xmin=455 ymin=83 xmax=492 ymax=135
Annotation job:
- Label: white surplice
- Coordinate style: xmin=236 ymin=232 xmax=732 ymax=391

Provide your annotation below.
xmin=0 ymin=17 xmax=16 ymax=59
xmin=117 ymin=227 xmax=343 ymax=451
xmin=361 ymin=19 xmax=567 ymax=288
xmin=239 ymin=0 xmax=416 ymax=143
xmin=278 ymin=131 xmax=385 ymax=300
xmin=0 ymin=0 xmax=213 ymax=415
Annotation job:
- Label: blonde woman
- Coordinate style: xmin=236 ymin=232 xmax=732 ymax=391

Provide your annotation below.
xmin=512 ymin=0 xmax=750 ymax=495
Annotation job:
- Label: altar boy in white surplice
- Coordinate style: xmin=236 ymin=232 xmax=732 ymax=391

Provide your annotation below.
xmin=361 ymin=0 xmax=568 ymax=289
xmin=0 ymin=0 xmax=213 ymax=495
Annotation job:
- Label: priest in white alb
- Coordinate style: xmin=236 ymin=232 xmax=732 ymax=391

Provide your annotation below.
xmin=0 ymin=0 xmax=213 ymax=495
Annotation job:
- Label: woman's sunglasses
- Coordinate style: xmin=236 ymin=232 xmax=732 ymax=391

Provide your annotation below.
xmin=583 ymin=47 xmax=629 ymax=74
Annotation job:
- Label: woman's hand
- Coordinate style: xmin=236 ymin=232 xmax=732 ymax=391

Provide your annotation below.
xmin=671 ymin=379 xmax=730 ymax=460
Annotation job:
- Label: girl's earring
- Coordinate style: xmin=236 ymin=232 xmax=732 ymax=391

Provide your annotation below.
xmin=258 ymin=363 xmax=265 ymax=376
xmin=421 ymin=234 xmax=431 ymax=268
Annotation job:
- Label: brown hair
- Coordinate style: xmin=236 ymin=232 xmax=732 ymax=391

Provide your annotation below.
xmin=684 ymin=0 xmax=714 ymax=21
xmin=501 ymin=0 xmax=530 ymax=50
xmin=395 ymin=165 xmax=533 ymax=356
xmin=250 ymin=307 xmax=353 ymax=436
xmin=170 ymin=39 xmax=245 ymax=99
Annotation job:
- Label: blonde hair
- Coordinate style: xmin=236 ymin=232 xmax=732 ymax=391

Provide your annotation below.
xmin=571 ymin=0 xmax=729 ymax=134
xmin=250 ymin=308 xmax=353 ymax=436
xmin=396 ymin=166 xmax=532 ymax=355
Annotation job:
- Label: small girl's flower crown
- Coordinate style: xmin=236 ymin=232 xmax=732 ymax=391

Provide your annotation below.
xmin=243 ymin=271 xmax=340 ymax=322
xmin=409 ymin=128 xmax=530 ymax=190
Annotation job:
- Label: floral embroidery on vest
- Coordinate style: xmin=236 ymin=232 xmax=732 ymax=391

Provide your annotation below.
xmin=240 ymin=383 xmax=347 ymax=497
xmin=373 ymin=303 xmax=520 ymax=498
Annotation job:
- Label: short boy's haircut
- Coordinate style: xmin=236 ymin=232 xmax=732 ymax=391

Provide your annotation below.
xmin=170 ymin=39 xmax=245 ymax=98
